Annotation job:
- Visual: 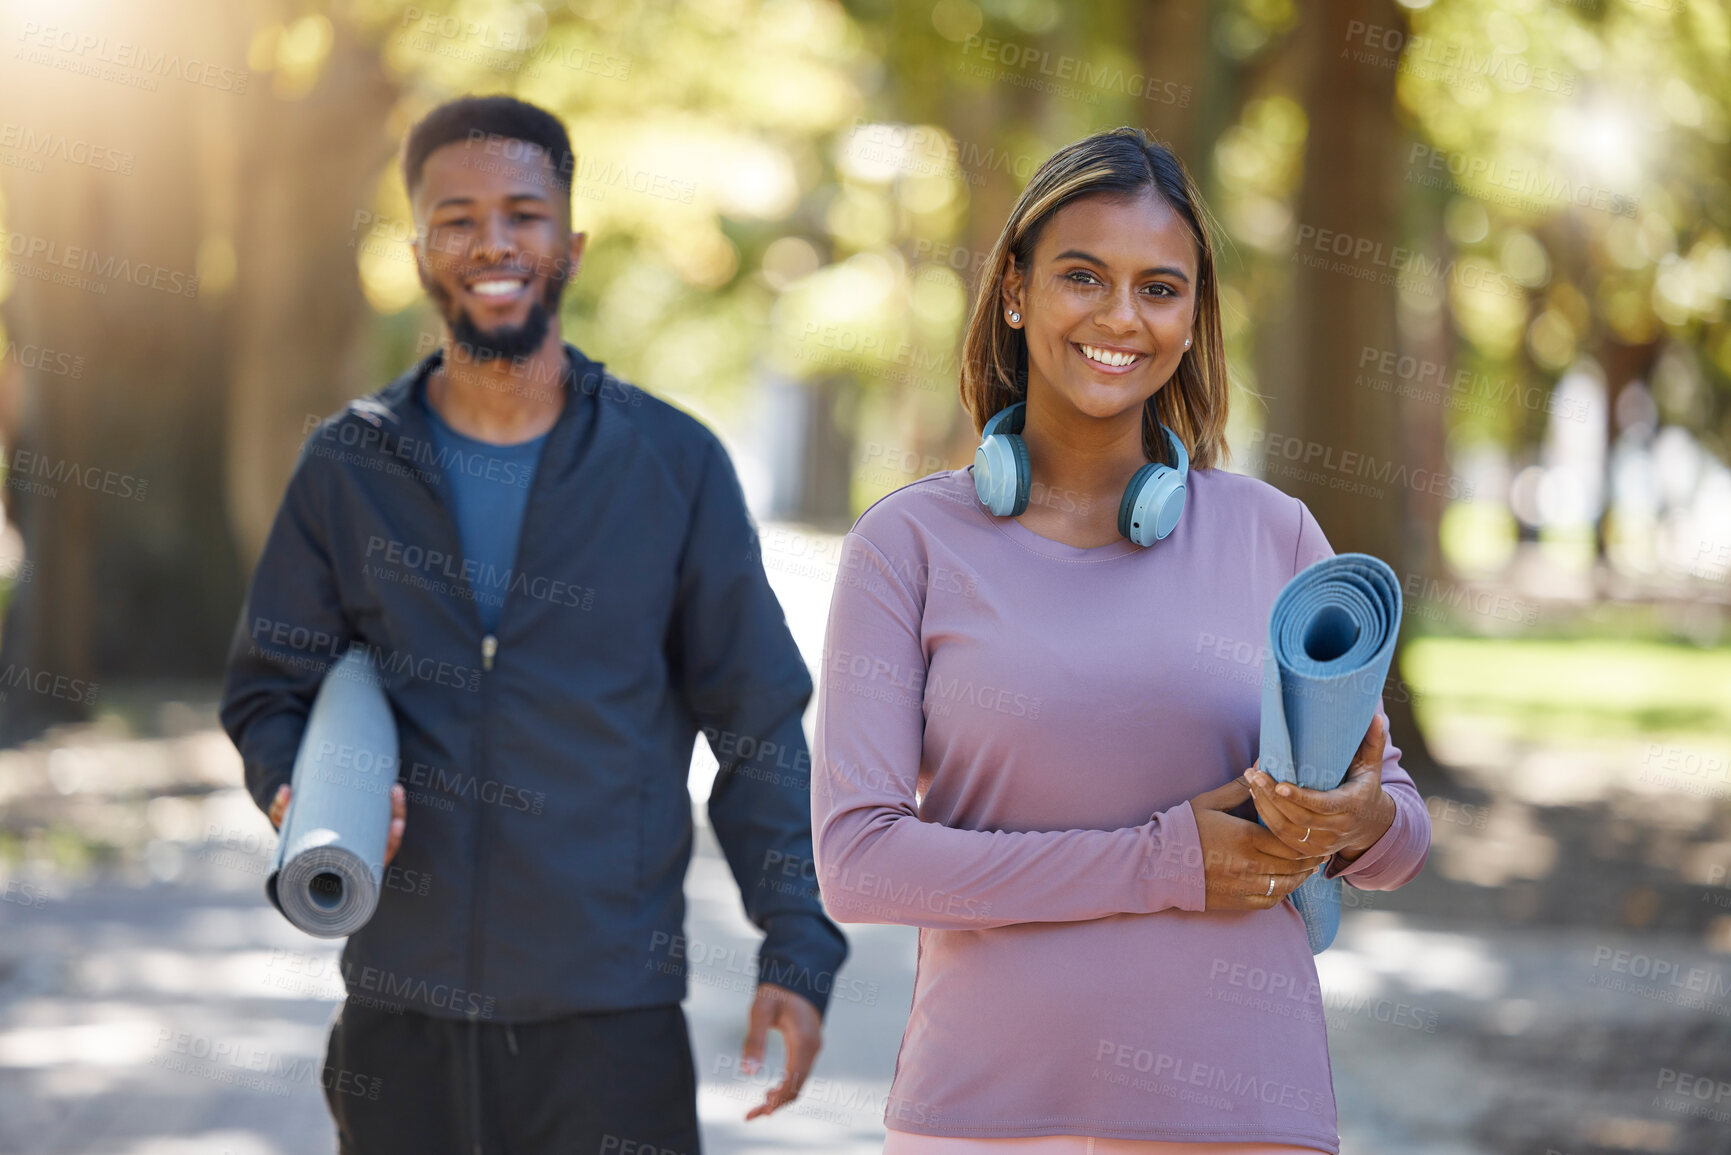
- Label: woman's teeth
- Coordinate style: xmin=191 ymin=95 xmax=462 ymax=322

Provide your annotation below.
xmin=470 ymin=278 xmax=526 ymax=297
xmin=1078 ymin=343 xmax=1142 ymax=367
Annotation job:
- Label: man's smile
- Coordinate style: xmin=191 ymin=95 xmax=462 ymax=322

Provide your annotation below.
xmin=464 ymin=274 xmax=531 ymax=305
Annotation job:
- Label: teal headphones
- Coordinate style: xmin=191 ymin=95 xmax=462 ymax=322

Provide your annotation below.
xmin=972 ymin=400 xmax=1190 ymax=547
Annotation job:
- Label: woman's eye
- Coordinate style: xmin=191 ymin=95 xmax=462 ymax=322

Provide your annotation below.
xmin=1066 ymin=270 xmax=1100 ymax=285
xmin=1145 ymin=283 xmax=1175 ymax=297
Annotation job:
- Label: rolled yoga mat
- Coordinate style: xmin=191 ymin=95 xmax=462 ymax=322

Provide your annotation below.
xmin=1257 ymin=552 xmax=1402 ymax=954
xmin=266 ymin=647 xmax=398 ymax=937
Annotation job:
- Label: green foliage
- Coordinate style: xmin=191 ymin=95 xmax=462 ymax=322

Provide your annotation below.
xmin=308 ymin=0 xmax=1727 ymax=477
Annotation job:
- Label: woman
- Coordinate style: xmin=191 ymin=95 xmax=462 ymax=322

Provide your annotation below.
xmin=809 ymin=127 xmax=1431 ymax=1154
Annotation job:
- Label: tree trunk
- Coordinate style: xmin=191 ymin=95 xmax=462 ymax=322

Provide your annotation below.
xmin=0 ymin=2 xmax=246 ymax=739
xmin=0 ymin=4 xmax=398 ymax=742
xmin=1255 ymin=0 xmax=1451 ymax=788
xmin=1134 ymin=0 xmax=1218 ymax=166
xmin=226 ymin=14 xmax=400 ymax=566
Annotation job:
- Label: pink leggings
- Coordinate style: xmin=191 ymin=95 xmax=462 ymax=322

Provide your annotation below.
xmin=882 ymin=1134 xmax=1324 ymax=1155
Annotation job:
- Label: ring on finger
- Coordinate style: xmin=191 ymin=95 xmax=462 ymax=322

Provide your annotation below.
xmin=1266 ymin=875 xmax=1275 ymax=897
xmin=1300 ymin=827 xmax=1311 ymax=842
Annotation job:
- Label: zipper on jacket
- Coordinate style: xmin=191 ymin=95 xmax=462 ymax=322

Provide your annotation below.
xmin=466 ymin=653 xmax=496 ymax=1054
xmin=440 ymin=349 xmax=570 ymax=1051
xmin=467 ymin=1013 xmax=482 ymax=1155
xmin=464 ymin=661 xmax=495 ymax=1155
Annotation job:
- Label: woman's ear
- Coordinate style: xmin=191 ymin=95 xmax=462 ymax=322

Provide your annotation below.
xmin=1000 ymin=255 xmax=1026 ymax=324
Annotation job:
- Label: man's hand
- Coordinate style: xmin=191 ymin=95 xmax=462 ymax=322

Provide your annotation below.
xmin=1243 ymin=713 xmax=1395 ymax=868
xmin=269 ymin=782 xmax=408 ymax=866
xmin=739 ymin=981 xmax=823 ymax=1120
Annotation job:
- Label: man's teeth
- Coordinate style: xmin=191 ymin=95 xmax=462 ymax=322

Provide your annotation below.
xmin=1079 ymin=344 xmax=1142 ymax=367
xmin=470 ymin=279 xmax=526 ymax=297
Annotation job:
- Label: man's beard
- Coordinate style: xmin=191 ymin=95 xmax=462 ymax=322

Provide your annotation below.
xmin=422 ymin=260 xmax=568 ymax=366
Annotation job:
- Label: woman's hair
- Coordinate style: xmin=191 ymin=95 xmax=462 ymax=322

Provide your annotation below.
xmin=958 ymin=126 xmax=1231 ymax=470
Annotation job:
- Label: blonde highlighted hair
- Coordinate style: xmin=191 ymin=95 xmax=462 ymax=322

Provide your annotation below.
xmin=958 ymin=126 xmax=1231 ymax=471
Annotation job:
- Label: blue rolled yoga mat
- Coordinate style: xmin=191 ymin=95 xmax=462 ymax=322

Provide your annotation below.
xmin=1258 ymin=553 xmax=1401 ymax=954
xmin=266 ymin=648 xmax=398 ymax=938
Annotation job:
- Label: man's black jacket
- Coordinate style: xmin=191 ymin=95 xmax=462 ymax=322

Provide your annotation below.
xmin=220 ymin=342 xmax=849 ymax=1022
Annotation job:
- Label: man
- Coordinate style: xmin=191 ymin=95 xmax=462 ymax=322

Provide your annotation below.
xmin=221 ymin=94 xmax=847 ymax=1155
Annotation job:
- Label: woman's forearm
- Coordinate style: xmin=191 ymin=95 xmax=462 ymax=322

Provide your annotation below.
xmin=813 ymin=783 xmax=1208 ymax=930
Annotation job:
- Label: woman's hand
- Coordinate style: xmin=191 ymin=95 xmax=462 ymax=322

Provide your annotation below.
xmin=1187 ymin=778 xmax=1332 ymax=911
xmin=1242 ymin=714 xmax=1396 ymax=869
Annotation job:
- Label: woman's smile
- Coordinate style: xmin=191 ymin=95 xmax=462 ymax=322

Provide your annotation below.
xmin=1073 ymin=341 xmax=1148 ymax=374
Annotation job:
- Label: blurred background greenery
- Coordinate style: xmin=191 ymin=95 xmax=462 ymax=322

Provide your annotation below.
xmin=1 ymin=0 xmax=1727 ymax=772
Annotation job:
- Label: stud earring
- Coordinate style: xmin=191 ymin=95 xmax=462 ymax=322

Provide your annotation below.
xmin=1008 ymin=311 xmax=1020 ymax=324
xmin=1184 ymin=337 xmax=1191 ymax=347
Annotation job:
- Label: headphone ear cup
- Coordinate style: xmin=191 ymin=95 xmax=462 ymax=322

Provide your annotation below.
xmin=1119 ymin=462 xmax=1187 ymax=546
xmin=1118 ymin=462 xmax=1159 ymax=542
xmin=1151 ymin=476 xmax=1186 ymax=541
xmin=973 ymin=433 xmax=1034 ymax=517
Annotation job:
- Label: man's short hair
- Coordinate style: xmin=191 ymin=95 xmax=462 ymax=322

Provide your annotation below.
xmin=401 ymin=94 xmax=576 ymax=211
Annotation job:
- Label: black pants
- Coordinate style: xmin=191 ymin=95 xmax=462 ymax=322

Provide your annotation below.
xmin=321 ymin=998 xmax=703 ymax=1155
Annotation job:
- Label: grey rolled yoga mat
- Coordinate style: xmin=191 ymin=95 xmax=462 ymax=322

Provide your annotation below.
xmin=266 ymin=647 xmax=398 ymax=938
xmin=1257 ymin=552 xmax=1402 ymax=954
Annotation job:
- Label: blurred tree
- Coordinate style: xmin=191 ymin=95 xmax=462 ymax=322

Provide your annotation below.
xmin=0 ymin=1 xmax=249 ymax=738
xmin=1396 ymin=0 xmax=1730 ymax=587
xmin=226 ymin=9 xmax=399 ymax=563
xmin=1245 ymin=0 xmax=1451 ymax=785
xmin=0 ymin=0 xmax=398 ymax=739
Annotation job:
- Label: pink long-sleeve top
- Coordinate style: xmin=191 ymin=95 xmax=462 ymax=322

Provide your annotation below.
xmin=810 ymin=464 xmax=1432 ymax=1151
